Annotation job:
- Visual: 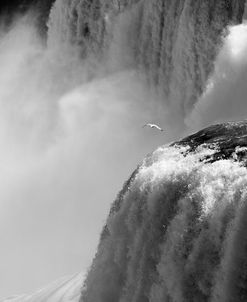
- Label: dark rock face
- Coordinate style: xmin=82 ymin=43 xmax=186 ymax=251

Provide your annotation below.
xmin=173 ymin=121 xmax=247 ymax=165
xmin=0 ymin=0 xmax=55 ymax=36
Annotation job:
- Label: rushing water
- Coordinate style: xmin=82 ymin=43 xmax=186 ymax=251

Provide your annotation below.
xmin=81 ymin=137 xmax=247 ymax=302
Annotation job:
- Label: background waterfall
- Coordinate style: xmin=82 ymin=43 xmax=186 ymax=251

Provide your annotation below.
xmin=47 ymin=0 xmax=245 ymax=117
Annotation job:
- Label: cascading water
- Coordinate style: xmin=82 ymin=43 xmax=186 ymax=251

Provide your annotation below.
xmin=81 ymin=121 xmax=247 ymax=302
xmin=47 ymin=0 xmax=246 ymax=117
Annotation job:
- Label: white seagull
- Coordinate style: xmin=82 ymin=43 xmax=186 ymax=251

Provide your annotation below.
xmin=142 ymin=123 xmax=164 ymax=131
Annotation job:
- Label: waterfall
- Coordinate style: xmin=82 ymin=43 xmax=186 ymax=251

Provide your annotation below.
xmin=47 ymin=0 xmax=245 ymax=117
xmin=1 ymin=0 xmax=247 ymax=300
xmin=80 ymin=122 xmax=247 ymax=302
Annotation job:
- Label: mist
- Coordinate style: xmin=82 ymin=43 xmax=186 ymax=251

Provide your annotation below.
xmin=0 ymin=13 xmax=178 ymax=298
xmin=186 ymin=22 xmax=247 ymax=130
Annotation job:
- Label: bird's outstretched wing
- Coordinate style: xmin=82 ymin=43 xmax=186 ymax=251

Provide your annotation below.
xmin=143 ymin=123 xmax=164 ymax=131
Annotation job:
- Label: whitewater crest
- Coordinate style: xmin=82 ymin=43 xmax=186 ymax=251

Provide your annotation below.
xmin=81 ymin=121 xmax=247 ymax=302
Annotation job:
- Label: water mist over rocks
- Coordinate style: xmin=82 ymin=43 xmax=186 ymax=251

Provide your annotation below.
xmin=2 ymin=0 xmax=247 ymax=301
xmin=186 ymin=22 xmax=247 ymax=129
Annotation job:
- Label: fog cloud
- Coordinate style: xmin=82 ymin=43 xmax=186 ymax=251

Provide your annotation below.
xmin=0 ymin=15 xmax=176 ymax=298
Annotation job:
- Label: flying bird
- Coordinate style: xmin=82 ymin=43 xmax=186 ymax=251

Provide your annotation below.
xmin=142 ymin=123 xmax=164 ymax=131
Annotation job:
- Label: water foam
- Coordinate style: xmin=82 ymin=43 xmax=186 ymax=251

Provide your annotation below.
xmin=81 ymin=143 xmax=247 ymax=301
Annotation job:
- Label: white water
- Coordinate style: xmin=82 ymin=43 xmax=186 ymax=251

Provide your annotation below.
xmin=81 ymin=144 xmax=247 ymax=302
